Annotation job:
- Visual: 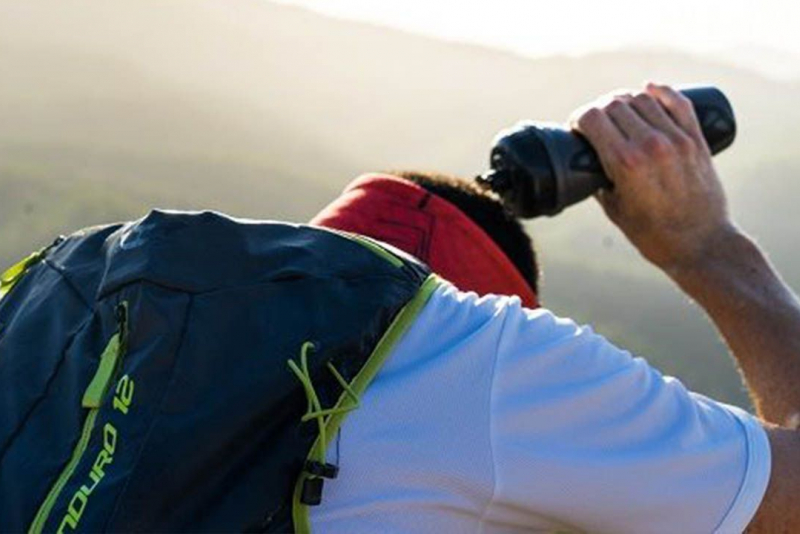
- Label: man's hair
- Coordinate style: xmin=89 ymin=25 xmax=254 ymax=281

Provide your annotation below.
xmin=390 ymin=170 xmax=539 ymax=294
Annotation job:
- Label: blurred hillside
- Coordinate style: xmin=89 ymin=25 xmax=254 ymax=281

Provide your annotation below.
xmin=2 ymin=0 xmax=798 ymax=407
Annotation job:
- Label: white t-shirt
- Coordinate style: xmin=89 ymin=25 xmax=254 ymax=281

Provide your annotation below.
xmin=310 ymin=282 xmax=771 ymax=533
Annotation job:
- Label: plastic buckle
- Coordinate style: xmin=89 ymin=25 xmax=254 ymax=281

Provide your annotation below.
xmin=300 ymin=477 xmax=324 ymax=506
xmin=305 ymin=460 xmax=339 ymax=479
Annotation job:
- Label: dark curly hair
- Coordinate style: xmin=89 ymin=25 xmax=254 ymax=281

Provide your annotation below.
xmin=390 ymin=170 xmax=539 ymax=295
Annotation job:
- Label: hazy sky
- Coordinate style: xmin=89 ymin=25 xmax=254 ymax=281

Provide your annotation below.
xmin=273 ymin=0 xmax=800 ymax=78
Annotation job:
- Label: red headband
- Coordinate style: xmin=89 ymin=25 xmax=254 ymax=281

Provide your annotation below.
xmin=310 ymin=173 xmax=538 ymax=308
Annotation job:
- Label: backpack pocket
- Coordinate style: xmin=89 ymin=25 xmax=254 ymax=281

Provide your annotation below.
xmin=28 ymin=302 xmax=129 ymax=534
xmin=24 ymin=284 xmax=192 ymax=534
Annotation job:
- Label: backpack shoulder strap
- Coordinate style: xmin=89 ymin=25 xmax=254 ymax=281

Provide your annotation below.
xmin=290 ymin=270 xmax=442 ymax=534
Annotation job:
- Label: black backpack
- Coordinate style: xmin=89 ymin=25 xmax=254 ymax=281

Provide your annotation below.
xmin=0 ymin=210 xmax=437 ymax=533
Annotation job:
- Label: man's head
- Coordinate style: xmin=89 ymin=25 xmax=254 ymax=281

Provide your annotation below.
xmin=391 ymin=171 xmax=539 ymax=294
xmin=311 ymin=171 xmax=540 ymax=307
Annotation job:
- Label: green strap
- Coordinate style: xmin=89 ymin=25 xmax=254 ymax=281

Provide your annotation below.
xmin=320 ymin=228 xmax=405 ymax=270
xmin=291 ymin=274 xmax=442 ymax=533
xmin=0 ymin=248 xmax=49 ymax=301
xmin=347 ymin=234 xmax=404 ymax=269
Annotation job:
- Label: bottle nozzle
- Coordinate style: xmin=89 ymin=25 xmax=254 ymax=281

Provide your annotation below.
xmin=475 ymin=169 xmax=512 ymax=194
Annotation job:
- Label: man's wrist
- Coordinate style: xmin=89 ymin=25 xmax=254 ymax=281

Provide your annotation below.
xmin=662 ymin=223 xmax=765 ymax=297
xmin=660 ymin=223 xmax=748 ymax=283
xmin=662 ymin=224 xmax=787 ymax=315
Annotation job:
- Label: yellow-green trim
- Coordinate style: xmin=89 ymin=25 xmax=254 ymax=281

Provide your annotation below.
xmin=28 ymin=409 xmax=99 ymax=534
xmin=0 ymin=248 xmax=48 ymax=301
xmin=291 ymin=274 xmax=442 ymax=533
xmin=347 ymin=234 xmax=404 ymax=269
xmin=82 ymin=334 xmax=121 ymax=409
xmin=321 ymin=228 xmax=405 ymax=270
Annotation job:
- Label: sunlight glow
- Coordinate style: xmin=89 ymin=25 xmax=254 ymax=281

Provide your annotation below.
xmin=272 ymin=0 xmax=800 ymax=78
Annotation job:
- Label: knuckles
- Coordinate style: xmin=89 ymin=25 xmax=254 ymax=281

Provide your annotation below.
xmin=614 ymin=146 xmax=645 ymax=170
xmin=672 ymin=93 xmax=693 ymax=115
xmin=671 ymin=134 xmax=696 ymax=156
xmin=603 ymin=99 xmax=627 ymax=115
xmin=616 ymin=133 xmax=684 ymax=171
xmin=632 ymin=92 xmax=658 ymax=110
xmin=573 ymin=86 xmax=703 ymax=177
xmin=640 ymin=133 xmax=673 ymax=158
xmin=577 ymin=106 xmax=604 ymax=128
xmin=675 ymin=92 xmax=692 ymax=107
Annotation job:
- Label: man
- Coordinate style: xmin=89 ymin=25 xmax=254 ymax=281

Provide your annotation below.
xmin=304 ymin=84 xmax=800 ymax=532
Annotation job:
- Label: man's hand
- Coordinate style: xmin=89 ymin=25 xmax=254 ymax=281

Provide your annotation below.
xmin=571 ymin=83 xmax=733 ymax=273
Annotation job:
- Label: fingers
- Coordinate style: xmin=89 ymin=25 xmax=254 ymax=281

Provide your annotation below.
xmin=570 ymin=103 xmax=627 ymax=164
xmin=645 ymin=83 xmax=707 ymax=149
xmin=571 ymin=84 xmax=709 ymax=187
xmin=628 ymin=92 xmax=688 ymax=143
xmin=605 ymin=96 xmax=652 ymax=141
xmin=571 ymin=93 xmax=670 ymax=186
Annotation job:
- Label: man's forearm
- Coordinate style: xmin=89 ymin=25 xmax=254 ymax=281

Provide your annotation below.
xmin=667 ymin=225 xmax=800 ymax=426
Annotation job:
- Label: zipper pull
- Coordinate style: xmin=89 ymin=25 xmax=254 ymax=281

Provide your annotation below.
xmin=82 ymin=302 xmax=129 ymax=409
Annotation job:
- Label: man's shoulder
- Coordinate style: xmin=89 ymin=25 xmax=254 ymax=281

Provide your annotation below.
xmin=418 ymin=281 xmax=590 ymax=353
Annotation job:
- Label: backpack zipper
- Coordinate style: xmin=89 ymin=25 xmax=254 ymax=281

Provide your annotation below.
xmin=28 ymin=410 xmax=101 ymax=534
xmin=28 ymin=302 xmax=128 ymax=534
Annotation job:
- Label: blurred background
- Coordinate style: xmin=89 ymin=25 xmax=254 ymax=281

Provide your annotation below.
xmin=2 ymin=0 xmax=798 ymax=408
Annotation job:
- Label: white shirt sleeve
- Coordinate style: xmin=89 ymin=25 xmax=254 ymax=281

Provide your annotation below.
xmin=486 ymin=298 xmax=772 ymax=533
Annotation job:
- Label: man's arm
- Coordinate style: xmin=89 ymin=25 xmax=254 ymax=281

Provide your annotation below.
xmin=572 ymin=83 xmax=800 ymax=531
xmin=668 ymin=227 xmax=800 ymax=426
